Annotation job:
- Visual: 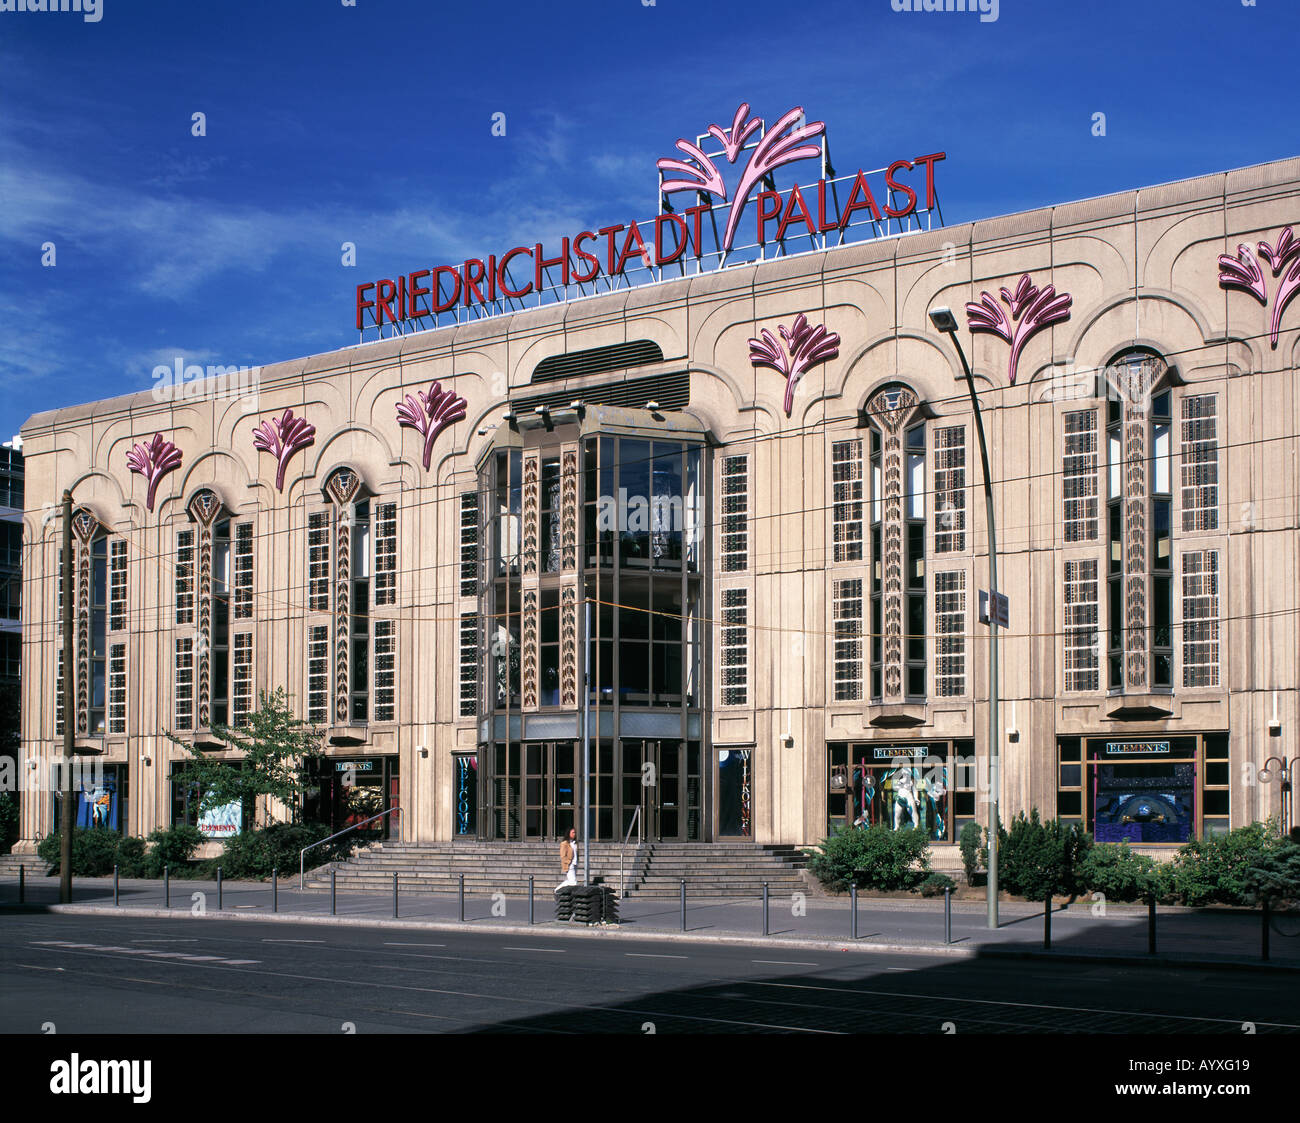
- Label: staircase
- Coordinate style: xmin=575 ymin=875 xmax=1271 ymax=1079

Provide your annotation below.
xmin=306 ymin=840 xmax=814 ymax=899
xmin=0 ymin=854 xmax=46 ymax=878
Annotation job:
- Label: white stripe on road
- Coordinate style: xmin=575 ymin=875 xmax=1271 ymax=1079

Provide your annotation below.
xmin=625 ymin=953 xmax=688 ymax=960
xmin=382 ymin=942 xmax=447 ymax=948
xmin=502 ymin=947 xmax=566 ymax=953
xmin=753 ymin=960 xmax=820 ymax=967
xmin=32 ymin=941 xmax=259 ymax=966
xmin=261 ymin=939 xmax=324 ymax=944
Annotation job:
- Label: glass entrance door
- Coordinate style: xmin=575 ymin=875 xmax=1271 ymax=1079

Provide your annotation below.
xmin=522 ymin=741 xmax=576 ymax=840
xmin=623 ymin=740 xmax=701 ymax=841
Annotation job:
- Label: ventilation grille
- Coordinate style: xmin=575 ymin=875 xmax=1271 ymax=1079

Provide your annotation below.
xmin=531 ymin=339 xmax=664 ymax=384
xmin=513 ymin=371 xmax=689 ymax=415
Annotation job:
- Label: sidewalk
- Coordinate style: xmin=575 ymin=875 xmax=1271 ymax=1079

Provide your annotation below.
xmin=3 ymin=872 xmax=1297 ymax=970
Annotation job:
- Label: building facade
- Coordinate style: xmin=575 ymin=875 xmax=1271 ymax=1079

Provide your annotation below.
xmin=15 ymin=155 xmax=1300 ymax=854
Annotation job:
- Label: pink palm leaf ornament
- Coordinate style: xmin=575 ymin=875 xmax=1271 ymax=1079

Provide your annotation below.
xmin=723 ymin=106 xmax=825 ymax=252
xmin=1217 ymin=243 xmax=1267 ymax=306
xmin=1258 ymin=227 xmax=1300 ymax=347
xmin=252 ymin=408 xmax=317 ymax=492
xmin=748 ymin=312 xmax=841 ymax=417
xmin=708 ymin=102 xmax=763 ymax=165
xmin=965 ymin=273 xmax=1073 ymax=385
xmin=125 ymin=433 xmax=183 ymax=512
xmin=395 ymin=380 xmax=468 ymax=470
xmin=657 ymin=137 xmax=728 ymax=200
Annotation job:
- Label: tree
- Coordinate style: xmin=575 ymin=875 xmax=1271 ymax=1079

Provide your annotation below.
xmin=166 ymin=688 xmax=322 ymax=825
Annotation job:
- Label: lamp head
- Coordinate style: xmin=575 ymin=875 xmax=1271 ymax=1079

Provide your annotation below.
xmin=929 ymin=306 xmax=959 ymax=334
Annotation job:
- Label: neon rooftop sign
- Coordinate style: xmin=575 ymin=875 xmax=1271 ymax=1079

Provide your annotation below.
xmin=354 ymin=104 xmax=945 ymax=339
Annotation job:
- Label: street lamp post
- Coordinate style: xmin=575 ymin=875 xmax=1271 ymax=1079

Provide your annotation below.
xmin=930 ymin=308 xmax=1000 ymax=929
xmin=1258 ymin=756 xmax=1299 ymax=837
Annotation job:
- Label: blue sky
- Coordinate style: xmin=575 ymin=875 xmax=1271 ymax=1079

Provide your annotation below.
xmin=1 ymin=0 xmax=1295 ymax=443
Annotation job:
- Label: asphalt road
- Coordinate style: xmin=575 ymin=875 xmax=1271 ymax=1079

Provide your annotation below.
xmin=3 ymin=913 xmax=1299 ymax=1035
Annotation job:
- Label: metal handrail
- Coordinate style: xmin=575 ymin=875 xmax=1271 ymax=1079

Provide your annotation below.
xmin=299 ymin=807 xmax=402 ymax=890
xmin=619 ymin=806 xmax=643 ymax=900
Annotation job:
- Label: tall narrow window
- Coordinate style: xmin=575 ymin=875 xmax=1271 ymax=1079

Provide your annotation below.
xmin=1063 ymin=409 xmax=1099 ymax=542
xmin=1181 ymin=395 xmax=1218 ymax=532
xmin=175 ymin=530 xmax=194 ymax=625
xmin=373 ymin=502 xmax=397 ymax=607
xmin=1064 ymin=559 xmax=1100 ymax=692
xmin=832 ymin=578 xmax=863 ymax=701
xmin=460 ymin=613 xmax=478 ymax=718
xmin=831 ymin=440 xmax=863 ymax=563
xmin=174 ymin=638 xmax=193 ymax=732
xmin=934 ymin=570 xmax=966 ymax=697
xmin=55 ymin=647 xmax=65 ymax=737
xmin=232 ymin=632 xmax=253 ymax=727
xmin=459 ymin=492 xmax=479 ymax=597
xmin=109 ymin=540 xmax=127 ymax=632
xmin=721 ymin=455 xmax=749 ymax=572
xmin=89 ymin=537 xmax=107 ymax=735
xmin=233 ymin=522 xmax=253 ymax=619
xmin=108 ymin=642 xmax=126 ymax=734
xmin=1151 ymin=391 xmax=1173 ymax=688
xmin=373 ymin=620 xmax=396 ymax=722
xmin=307 ymin=625 xmax=329 ymax=725
xmin=933 ymin=426 xmax=966 ymax=553
xmin=307 ymin=512 xmax=330 ymax=612
xmin=720 ymin=588 xmax=748 ymax=706
xmin=350 ymin=499 xmax=371 ymax=723
xmin=905 ymin=425 xmax=926 ymax=699
xmin=1182 ymin=550 xmax=1220 ymax=687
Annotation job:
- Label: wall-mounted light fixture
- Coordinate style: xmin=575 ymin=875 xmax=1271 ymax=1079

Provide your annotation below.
xmin=418 ymin=745 xmax=429 ymax=759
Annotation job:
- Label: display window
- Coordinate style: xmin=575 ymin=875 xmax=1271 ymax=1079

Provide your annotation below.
xmin=828 ymin=741 xmax=971 ymax=842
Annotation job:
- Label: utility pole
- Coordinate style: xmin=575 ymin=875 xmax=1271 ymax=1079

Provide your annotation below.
xmin=59 ymin=490 xmax=74 ymax=904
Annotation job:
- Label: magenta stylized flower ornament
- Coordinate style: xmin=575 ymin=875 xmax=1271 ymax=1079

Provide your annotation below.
xmin=657 ymin=103 xmax=825 ymax=252
xmin=125 ymin=433 xmax=183 ymax=512
xmin=748 ymin=312 xmax=841 ymax=417
xmin=1220 ymin=227 xmax=1300 ymax=347
xmin=252 ymin=408 xmax=316 ymax=492
xmin=395 ymin=380 xmax=468 ymax=470
xmin=965 ymin=273 xmax=1073 ymax=385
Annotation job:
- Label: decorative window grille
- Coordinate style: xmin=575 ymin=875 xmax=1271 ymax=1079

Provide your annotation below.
xmin=933 ymin=426 xmax=966 ymax=553
xmin=175 ymin=530 xmax=194 ymax=625
xmin=1181 ymin=395 xmax=1219 ymax=532
xmin=1063 ymin=410 xmax=1099 ymax=543
xmin=109 ymin=540 xmax=127 ymax=631
xmin=720 ymin=588 xmax=748 ymax=706
xmin=459 ymin=492 xmax=479 ymax=597
xmin=720 ymin=455 xmax=749 ymax=572
xmin=174 ymin=638 xmax=193 ymax=732
xmin=108 ymin=643 xmax=127 ymax=734
xmin=459 ymin=613 xmax=478 ymax=718
xmin=1063 ymin=559 xmax=1100 ymax=692
xmin=373 ymin=620 xmax=396 ymax=722
xmin=233 ymin=522 xmax=254 ymax=619
xmin=934 ymin=570 xmax=966 ymax=697
xmin=831 ymin=440 xmax=864 ymax=563
xmin=308 ymin=512 xmax=330 ymax=612
xmin=832 ymin=578 xmax=863 ymax=702
xmin=307 ymin=624 xmax=329 ymax=724
xmin=232 ymin=632 xmax=253 ymax=727
xmin=375 ymin=502 xmax=397 ymax=607
xmin=55 ymin=648 xmax=65 ymax=737
xmin=1182 ymin=550 xmax=1220 ymax=687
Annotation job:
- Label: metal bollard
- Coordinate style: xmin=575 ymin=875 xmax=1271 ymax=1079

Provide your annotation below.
xmin=680 ymin=879 xmax=686 ymax=932
xmin=763 ymin=882 xmax=770 ymax=936
xmin=114 ymin=865 xmax=119 ymax=907
xmin=18 ymin=864 xmax=24 ymax=905
xmin=217 ymin=866 xmax=223 ymax=911
xmin=164 ymin=865 xmax=170 ymax=909
xmin=459 ymin=873 xmax=464 ymax=922
xmin=944 ymin=886 xmax=952 ymax=945
xmin=272 ymin=868 xmax=278 ymax=914
xmin=393 ymin=872 xmax=399 ymax=919
xmin=331 ymin=868 xmax=336 ymax=916
xmin=529 ymin=876 xmax=534 ymax=925
xmin=1262 ymin=898 xmax=1271 ymax=962
xmin=1147 ymin=893 xmax=1157 ymax=954
xmin=850 ymin=883 xmax=858 ymax=940
xmin=1043 ymin=890 xmax=1052 ymax=950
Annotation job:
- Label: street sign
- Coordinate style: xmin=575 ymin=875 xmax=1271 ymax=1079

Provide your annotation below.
xmin=979 ymin=589 xmax=1009 ymax=629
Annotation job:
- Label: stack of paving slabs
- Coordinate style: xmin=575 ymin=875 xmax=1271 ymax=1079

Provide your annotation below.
xmin=554 ymin=885 xmax=575 ymax=921
xmin=599 ymin=885 xmax=620 ymax=924
xmin=569 ymin=885 xmax=606 ymax=924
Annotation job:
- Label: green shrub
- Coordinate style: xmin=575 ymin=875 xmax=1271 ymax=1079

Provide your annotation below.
xmin=115 ymin=835 xmax=148 ymax=878
xmin=1167 ymin=822 xmax=1278 ymax=906
xmin=143 ymin=824 xmax=205 ymax=878
xmin=994 ymin=810 xmax=1092 ymax=900
xmin=217 ymin=822 xmax=354 ymax=881
xmin=0 ymin=791 xmax=18 ymax=854
xmin=1077 ymin=842 xmax=1158 ymax=902
xmin=1244 ymin=840 xmax=1300 ymax=907
xmin=805 ymin=824 xmax=931 ymax=892
xmin=37 ymin=828 xmax=122 ymax=877
xmin=920 ymin=872 xmax=956 ymax=897
xmin=959 ymin=821 xmax=983 ymax=885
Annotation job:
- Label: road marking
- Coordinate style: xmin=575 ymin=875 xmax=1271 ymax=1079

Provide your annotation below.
xmin=261 ymin=939 xmax=324 ymax=944
xmin=16 ymin=964 xmax=64 ymax=972
xmin=885 ymin=967 xmax=909 ymax=972
xmin=753 ymin=960 xmax=819 ymax=967
xmin=131 ymin=939 xmax=198 ymax=944
xmin=502 ymin=947 xmax=566 ymax=953
xmin=234 ymin=905 xmax=259 ymax=910
xmin=32 ymin=941 xmax=259 ymax=966
xmin=383 ymin=942 xmax=447 ymax=948
xmin=625 ymin=953 xmax=688 ymax=960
